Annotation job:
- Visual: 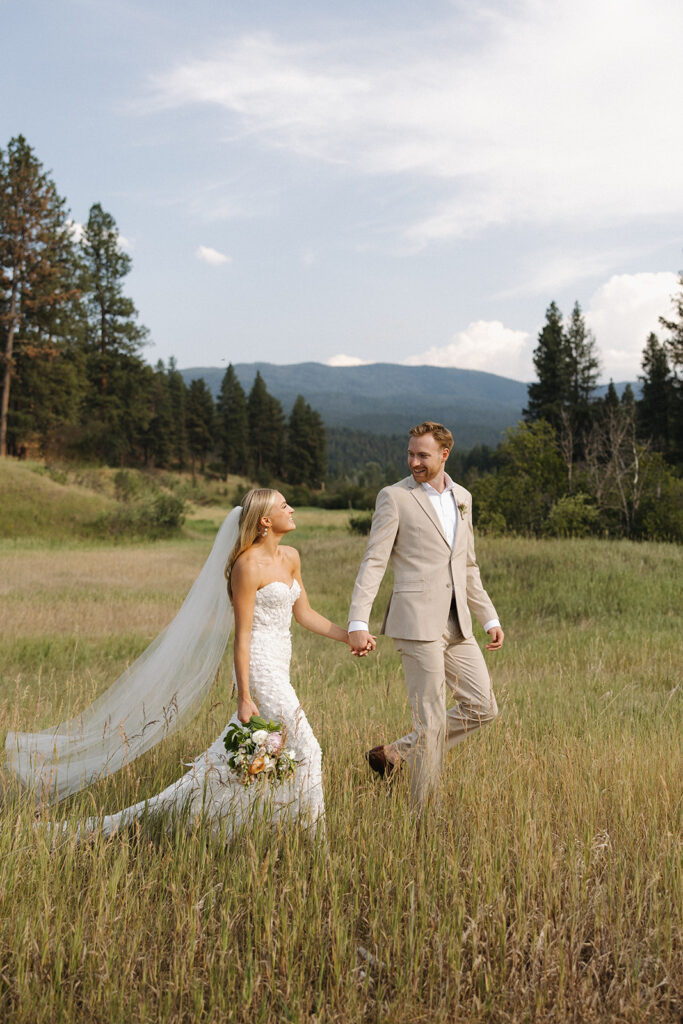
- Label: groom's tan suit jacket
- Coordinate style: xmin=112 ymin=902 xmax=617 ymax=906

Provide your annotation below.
xmin=349 ymin=476 xmax=498 ymax=642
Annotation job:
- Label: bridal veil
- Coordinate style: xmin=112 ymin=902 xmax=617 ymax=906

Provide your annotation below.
xmin=4 ymin=507 xmax=241 ymax=805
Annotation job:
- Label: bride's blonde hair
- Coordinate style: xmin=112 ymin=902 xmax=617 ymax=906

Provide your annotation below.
xmin=224 ymin=488 xmax=279 ymax=603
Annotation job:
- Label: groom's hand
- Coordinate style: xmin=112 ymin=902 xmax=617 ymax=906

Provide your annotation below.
xmin=349 ymin=630 xmax=375 ymax=656
xmin=485 ymin=626 xmax=504 ymax=651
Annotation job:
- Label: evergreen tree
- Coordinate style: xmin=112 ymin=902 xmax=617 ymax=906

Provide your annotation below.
xmin=524 ymin=301 xmax=571 ymax=431
xmin=268 ymin=392 xmax=287 ymax=478
xmin=143 ymin=360 xmax=174 ymax=467
xmin=216 ymin=363 xmax=248 ymax=475
xmin=285 ymin=395 xmax=327 ymax=487
xmin=78 ymin=202 xmax=151 ymax=461
xmin=81 ymin=203 xmax=148 ymax=367
xmin=638 ymin=333 xmax=672 ymax=454
xmin=186 ymin=377 xmax=215 ymax=476
xmin=167 ymin=357 xmax=188 ymax=469
xmin=0 ymin=135 xmax=81 ymax=455
xmin=659 ymin=274 xmax=683 ymax=463
xmin=621 ymin=382 xmax=636 ymax=410
xmin=247 ymin=371 xmax=286 ymax=477
xmin=566 ymin=301 xmax=600 ymax=413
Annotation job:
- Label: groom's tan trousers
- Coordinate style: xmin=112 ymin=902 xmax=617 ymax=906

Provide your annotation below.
xmin=392 ymin=609 xmax=498 ymax=809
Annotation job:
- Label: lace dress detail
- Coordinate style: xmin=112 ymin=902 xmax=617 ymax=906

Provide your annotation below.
xmin=77 ymin=579 xmax=324 ymax=837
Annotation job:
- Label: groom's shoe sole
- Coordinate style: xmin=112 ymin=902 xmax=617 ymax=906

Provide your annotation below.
xmin=366 ymin=745 xmax=401 ymax=780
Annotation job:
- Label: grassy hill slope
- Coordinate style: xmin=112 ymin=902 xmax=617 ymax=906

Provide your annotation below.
xmin=0 ymin=461 xmax=117 ymax=541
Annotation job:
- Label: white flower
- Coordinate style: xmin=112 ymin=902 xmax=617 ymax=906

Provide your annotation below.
xmin=252 ymin=729 xmax=269 ymax=744
xmin=287 ymin=749 xmax=296 ymax=760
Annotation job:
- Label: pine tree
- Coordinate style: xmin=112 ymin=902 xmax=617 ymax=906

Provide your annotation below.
xmin=524 ymin=301 xmax=571 ymax=431
xmin=81 ymin=203 xmax=147 ymax=367
xmin=167 ymin=357 xmax=188 ymax=470
xmin=638 ymin=333 xmax=672 ymax=455
xmin=186 ymin=377 xmax=215 ymax=476
xmin=216 ymin=364 xmax=248 ymax=475
xmin=659 ymin=274 xmax=683 ymax=463
xmin=285 ymin=395 xmax=327 ymax=487
xmin=247 ymin=371 xmax=286 ymax=477
xmin=143 ymin=360 xmax=174 ymax=467
xmin=0 ymin=136 xmax=81 ymax=455
xmin=566 ymin=301 xmax=600 ymax=412
xmin=78 ymin=203 xmax=151 ymax=462
xmin=267 ymin=392 xmax=287 ymax=478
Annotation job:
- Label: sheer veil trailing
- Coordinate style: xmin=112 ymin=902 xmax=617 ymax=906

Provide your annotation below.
xmin=4 ymin=507 xmax=242 ymax=806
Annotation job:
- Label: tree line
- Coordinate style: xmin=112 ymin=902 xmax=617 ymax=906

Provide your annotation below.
xmin=465 ymin=296 xmax=683 ymax=540
xmin=0 ymin=136 xmax=326 ymax=486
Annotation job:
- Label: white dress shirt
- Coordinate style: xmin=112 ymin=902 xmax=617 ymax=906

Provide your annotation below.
xmin=349 ymin=474 xmax=501 ymax=635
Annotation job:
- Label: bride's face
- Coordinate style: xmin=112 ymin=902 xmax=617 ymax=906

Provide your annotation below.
xmin=265 ymin=493 xmax=295 ymax=535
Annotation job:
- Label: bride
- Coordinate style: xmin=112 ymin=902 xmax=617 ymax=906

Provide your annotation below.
xmin=5 ymin=488 xmax=358 ymax=836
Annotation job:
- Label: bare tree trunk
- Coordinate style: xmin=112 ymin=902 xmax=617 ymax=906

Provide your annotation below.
xmin=0 ymin=285 xmax=19 ymax=457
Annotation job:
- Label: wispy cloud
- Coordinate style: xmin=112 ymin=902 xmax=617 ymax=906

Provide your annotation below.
xmin=152 ymin=1 xmax=683 ymax=245
xmin=195 ymin=244 xmax=231 ymax=266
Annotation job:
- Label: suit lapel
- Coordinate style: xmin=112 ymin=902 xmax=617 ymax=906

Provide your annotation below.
xmin=410 ymin=483 xmax=451 ymax=548
xmin=452 ymin=484 xmax=468 ymax=554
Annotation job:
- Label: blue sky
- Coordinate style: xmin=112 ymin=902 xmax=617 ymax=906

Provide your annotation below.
xmin=5 ymin=0 xmax=682 ymax=381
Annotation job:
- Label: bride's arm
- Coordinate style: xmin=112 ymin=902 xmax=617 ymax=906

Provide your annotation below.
xmin=231 ymin=557 xmax=261 ymax=723
xmin=287 ymin=548 xmax=353 ymax=645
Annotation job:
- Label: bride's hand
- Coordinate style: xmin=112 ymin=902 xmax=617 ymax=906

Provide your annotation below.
xmin=238 ymin=696 xmax=260 ymax=723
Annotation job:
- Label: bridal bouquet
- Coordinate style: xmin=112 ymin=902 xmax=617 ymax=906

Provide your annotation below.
xmin=223 ymin=716 xmax=297 ymax=786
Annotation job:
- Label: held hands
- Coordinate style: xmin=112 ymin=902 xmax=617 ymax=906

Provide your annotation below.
xmin=348 ymin=629 xmax=377 ymax=657
xmin=238 ymin=695 xmax=260 ymax=723
xmin=485 ymin=626 xmax=504 ymax=651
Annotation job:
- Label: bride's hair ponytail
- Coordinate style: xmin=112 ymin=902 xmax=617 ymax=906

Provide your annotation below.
xmin=225 ymin=488 xmax=279 ymax=602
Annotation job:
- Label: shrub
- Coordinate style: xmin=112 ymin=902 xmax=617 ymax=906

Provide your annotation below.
xmin=89 ymin=493 xmax=186 ymax=540
xmin=348 ymin=513 xmax=373 ymax=535
xmin=476 ymin=510 xmax=507 ymax=536
xmin=545 ymin=493 xmax=599 ymax=538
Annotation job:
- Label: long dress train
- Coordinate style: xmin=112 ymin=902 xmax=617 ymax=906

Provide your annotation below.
xmin=67 ymin=580 xmax=324 ymax=837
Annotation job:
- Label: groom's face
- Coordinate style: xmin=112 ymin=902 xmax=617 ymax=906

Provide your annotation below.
xmin=407 ymin=433 xmax=449 ymax=484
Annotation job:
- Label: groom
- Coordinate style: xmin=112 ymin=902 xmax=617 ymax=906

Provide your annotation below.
xmin=348 ymin=421 xmax=503 ymax=809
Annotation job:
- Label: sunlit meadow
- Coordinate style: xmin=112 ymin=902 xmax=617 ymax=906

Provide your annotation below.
xmin=0 ymin=495 xmax=681 ymax=1023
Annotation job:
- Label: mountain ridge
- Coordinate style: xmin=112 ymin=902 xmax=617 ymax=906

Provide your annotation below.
xmin=180 ymin=361 xmax=636 ymax=448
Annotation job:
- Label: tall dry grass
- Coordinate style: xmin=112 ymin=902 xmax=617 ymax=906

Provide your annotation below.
xmin=0 ymin=513 xmax=680 ymax=1023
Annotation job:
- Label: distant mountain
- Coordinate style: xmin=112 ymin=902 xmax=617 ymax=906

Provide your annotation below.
xmin=180 ymin=362 xmax=638 ymax=449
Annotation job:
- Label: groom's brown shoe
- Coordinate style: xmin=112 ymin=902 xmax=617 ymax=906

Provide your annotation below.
xmin=366 ymin=745 xmax=401 ymax=780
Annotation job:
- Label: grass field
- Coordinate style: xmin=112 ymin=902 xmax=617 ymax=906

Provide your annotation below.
xmin=0 ymin=489 xmax=681 ymax=1022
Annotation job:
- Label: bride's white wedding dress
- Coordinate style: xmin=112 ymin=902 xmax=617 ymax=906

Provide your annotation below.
xmin=72 ymin=579 xmax=324 ymax=838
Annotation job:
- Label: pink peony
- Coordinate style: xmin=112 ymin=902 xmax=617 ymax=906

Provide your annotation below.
xmin=265 ymin=732 xmax=284 ymax=755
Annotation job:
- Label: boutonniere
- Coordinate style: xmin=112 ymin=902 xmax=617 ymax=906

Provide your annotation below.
xmin=457 ymin=502 xmax=468 ymax=519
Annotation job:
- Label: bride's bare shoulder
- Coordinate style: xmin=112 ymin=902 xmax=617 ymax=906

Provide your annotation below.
xmin=231 ymin=548 xmax=261 ymax=586
xmin=280 ymin=545 xmax=301 ymax=569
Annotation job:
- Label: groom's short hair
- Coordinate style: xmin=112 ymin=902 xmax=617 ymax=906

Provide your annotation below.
xmin=409 ymin=421 xmax=454 ymax=451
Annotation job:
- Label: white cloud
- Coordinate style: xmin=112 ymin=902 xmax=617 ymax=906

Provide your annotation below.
xmin=196 ymin=244 xmax=231 ymax=266
xmin=326 ymin=353 xmax=371 ymax=367
xmin=402 ymin=320 xmax=532 ymax=379
xmin=586 ymin=272 xmax=678 ymax=380
xmin=153 ymin=1 xmax=683 ymax=244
